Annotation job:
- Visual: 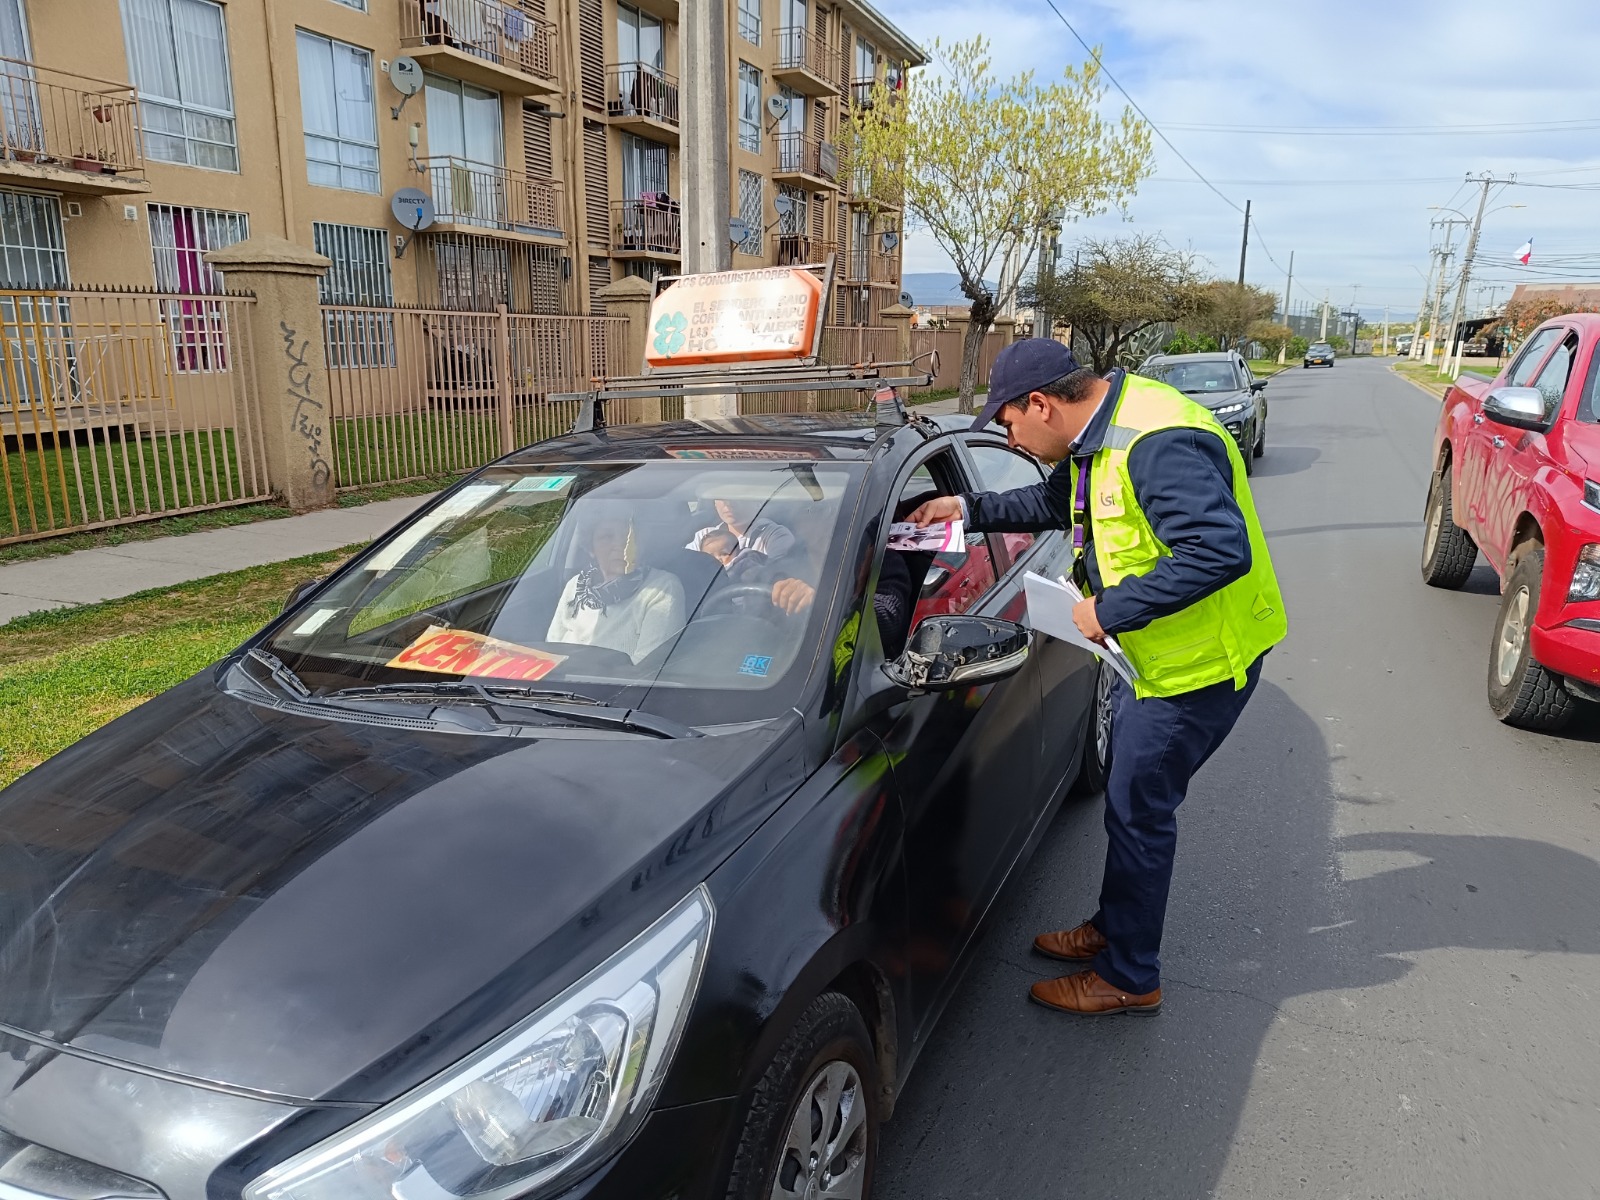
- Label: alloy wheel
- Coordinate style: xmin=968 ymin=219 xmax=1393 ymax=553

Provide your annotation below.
xmin=1496 ymin=586 xmax=1530 ymax=687
xmin=772 ymin=1060 xmax=868 ymax=1200
xmin=1094 ymin=667 xmax=1115 ymax=769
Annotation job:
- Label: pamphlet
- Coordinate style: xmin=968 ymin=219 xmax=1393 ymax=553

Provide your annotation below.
xmin=887 ymin=520 xmax=966 ymax=554
xmin=1022 ymin=572 xmax=1140 ymax=685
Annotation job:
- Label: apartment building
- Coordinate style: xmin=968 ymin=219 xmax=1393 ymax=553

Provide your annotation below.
xmin=0 ymin=0 xmax=922 ymax=321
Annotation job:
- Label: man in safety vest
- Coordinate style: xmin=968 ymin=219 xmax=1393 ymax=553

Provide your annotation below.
xmin=910 ymin=338 xmax=1287 ymax=1015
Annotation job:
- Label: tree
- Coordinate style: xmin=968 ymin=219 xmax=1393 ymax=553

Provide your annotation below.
xmin=1326 ymin=334 xmax=1349 ymax=352
xmin=1288 ymin=335 xmax=1310 ymax=359
xmin=1248 ymin=320 xmax=1293 ymax=358
xmin=1193 ymin=281 xmax=1279 ymax=350
xmin=1019 ymin=235 xmax=1206 ymax=373
xmin=1503 ymin=292 xmax=1588 ymax=341
xmin=846 ymin=37 xmax=1151 ymax=412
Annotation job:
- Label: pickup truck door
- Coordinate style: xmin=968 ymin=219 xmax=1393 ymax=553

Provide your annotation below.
xmin=1479 ymin=331 xmax=1578 ymax=568
xmin=1460 ymin=326 xmax=1563 ymax=540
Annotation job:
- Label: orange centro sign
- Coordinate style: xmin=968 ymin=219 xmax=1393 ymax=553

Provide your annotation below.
xmin=646 ymin=267 xmax=824 ymax=368
xmin=388 ymin=626 xmax=567 ymax=682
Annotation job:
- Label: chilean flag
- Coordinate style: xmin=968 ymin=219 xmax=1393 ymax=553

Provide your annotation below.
xmin=1515 ymin=238 xmax=1533 ymax=265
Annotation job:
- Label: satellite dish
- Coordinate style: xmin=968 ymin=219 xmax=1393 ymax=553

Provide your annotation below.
xmin=728 ymin=216 xmax=751 ymax=245
xmin=899 ymin=290 xmax=914 ymax=308
xmin=391 ymin=187 xmax=435 ymax=232
xmin=773 ymin=194 xmax=795 ymax=217
xmin=388 ymin=56 xmax=424 ymax=97
xmin=880 ymin=230 xmax=901 ymax=252
xmin=766 ymin=94 xmax=791 ymax=120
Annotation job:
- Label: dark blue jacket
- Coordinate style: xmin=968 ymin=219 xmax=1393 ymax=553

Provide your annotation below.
xmin=962 ymin=370 xmax=1252 ymax=636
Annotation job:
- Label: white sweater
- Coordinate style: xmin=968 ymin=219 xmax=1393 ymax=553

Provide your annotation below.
xmin=546 ymin=569 xmax=686 ymax=662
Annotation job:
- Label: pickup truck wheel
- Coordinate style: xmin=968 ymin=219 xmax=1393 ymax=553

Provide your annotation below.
xmin=1420 ymin=469 xmax=1477 ymax=589
xmin=1487 ymin=547 xmax=1576 ymax=731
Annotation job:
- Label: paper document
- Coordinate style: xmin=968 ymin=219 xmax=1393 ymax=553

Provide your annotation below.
xmin=887 ymin=520 xmax=966 ymax=554
xmin=1022 ymin=571 xmax=1139 ymax=685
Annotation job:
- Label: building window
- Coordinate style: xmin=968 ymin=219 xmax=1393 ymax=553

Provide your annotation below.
xmin=121 ymin=0 xmax=238 ymax=171
xmin=737 ymin=0 xmax=760 ymax=45
xmin=424 ymin=73 xmax=504 ymax=165
xmin=776 ymin=184 xmax=807 ymax=235
xmin=296 ymin=31 xmax=379 ymax=193
xmin=736 ymin=169 xmax=762 ymax=257
xmin=329 ymin=0 xmax=366 ymax=9
xmin=315 ymin=222 xmax=394 ymax=367
xmin=620 ymin=133 xmax=669 ymax=201
xmin=0 ymin=191 xmax=68 ymax=288
xmin=616 ymin=2 xmax=664 ymax=71
xmin=737 ymin=61 xmax=761 ymax=153
xmin=148 ymin=203 xmax=247 ymax=372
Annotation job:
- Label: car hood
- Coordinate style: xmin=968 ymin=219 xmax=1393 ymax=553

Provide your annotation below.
xmin=0 ymin=671 xmax=799 ymax=1103
xmin=1183 ymin=388 xmax=1251 ymax=410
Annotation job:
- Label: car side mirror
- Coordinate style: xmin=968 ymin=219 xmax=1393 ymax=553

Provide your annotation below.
xmin=281 ymin=577 xmax=324 ymax=614
xmin=882 ymin=614 xmax=1029 ymax=692
xmin=1482 ymin=386 xmax=1550 ymax=432
xmin=1249 ymin=378 xmax=1268 ymax=393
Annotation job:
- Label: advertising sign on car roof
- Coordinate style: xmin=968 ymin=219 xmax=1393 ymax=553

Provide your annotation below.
xmin=646 ymin=267 xmax=825 ymax=370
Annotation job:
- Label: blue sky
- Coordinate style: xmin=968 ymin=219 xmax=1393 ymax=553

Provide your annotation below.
xmin=869 ymin=0 xmax=1600 ymax=319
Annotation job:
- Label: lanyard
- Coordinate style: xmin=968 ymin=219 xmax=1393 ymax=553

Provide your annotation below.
xmin=1072 ymin=456 xmax=1090 ymax=552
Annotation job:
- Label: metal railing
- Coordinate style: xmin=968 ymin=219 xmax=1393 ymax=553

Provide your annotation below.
xmin=0 ymin=287 xmax=268 ymax=544
xmin=607 ymin=62 xmax=679 ymax=127
xmin=0 ymin=58 xmax=143 ymax=175
xmin=322 ymin=305 xmax=632 ymax=488
xmin=774 ymin=26 xmax=839 ymax=84
xmin=771 ymin=234 xmax=834 ymax=266
xmin=399 ymin=0 xmax=557 ymax=82
xmin=615 ymin=200 xmax=681 ymax=256
xmin=419 ymin=156 xmax=564 ymax=235
xmin=820 ymin=325 xmax=897 ymax=366
xmin=775 ymin=133 xmax=836 ymax=181
xmin=847 ymin=167 xmax=902 ymax=208
xmin=843 ymin=247 xmax=899 ymax=285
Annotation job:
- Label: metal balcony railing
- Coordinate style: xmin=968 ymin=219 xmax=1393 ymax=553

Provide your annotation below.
xmin=847 ymin=167 xmax=902 ymax=207
xmin=607 ymin=63 xmax=679 ymax=128
xmin=400 ymin=0 xmax=557 ymax=82
xmin=614 ymin=199 xmax=681 ymax=255
xmin=774 ymin=26 xmax=839 ymax=84
xmin=771 ymin=234 xmax=834 ymax=266
xmin=0 ymin=57 xmax=143 ymax=174
xmin=775 ymin=133 xmax=836 ymax=181
xmin=420 ymin=156 xmax=563 ymax=235
xmin=843 ymin=248 xmax=898 ymax=285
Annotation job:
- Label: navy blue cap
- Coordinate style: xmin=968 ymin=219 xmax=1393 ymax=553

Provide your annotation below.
xmin=971 ymin=338 xmax=1082 ymax=430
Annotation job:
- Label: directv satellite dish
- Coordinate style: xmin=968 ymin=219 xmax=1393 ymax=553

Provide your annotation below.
xmin=774 ymin=194 xmax=795 ymax=217
xmin=899 ymin=291 xmax=914 ymax=308
xmin=391 ymin=187 xmax=435 ymax=232
xmin=728 ymin=216 xmax=751 ymax=246
xmin=880 ymin=230 xmax=901 ymax=252
xmin=389 ymin=56 xmax=424 ymax=96
xmin=766 ymin=94 xmax=791 ymax=120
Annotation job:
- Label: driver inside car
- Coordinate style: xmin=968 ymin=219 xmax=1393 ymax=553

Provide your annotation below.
xmin=546 ymin=514 xmax=685 ymax=662
xmin=686 ymin=498 xmax=796 ymax=560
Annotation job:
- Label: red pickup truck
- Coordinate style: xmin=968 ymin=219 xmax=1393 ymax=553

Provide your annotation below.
xmin=1422 ymin=314 xmax=1600 ymax=730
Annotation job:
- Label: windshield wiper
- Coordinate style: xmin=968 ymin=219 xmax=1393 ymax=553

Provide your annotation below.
xmin=327 ymin=680 xmax=701 ymax=739
xmin=245 ymin=648 xmax=312 ymax=700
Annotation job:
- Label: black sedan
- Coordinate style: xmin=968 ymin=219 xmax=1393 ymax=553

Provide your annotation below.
xmin=1303 ymin=342 xmax=1336 ymax=367
xmin=1139 ymin=351 xmax=1269 ymax=473
xmin=0 ymin=410 xmax=1110 ymax=1200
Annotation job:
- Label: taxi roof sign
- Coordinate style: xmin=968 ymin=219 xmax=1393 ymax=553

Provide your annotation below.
xmin=645 ymin=265 xmax=826 ymax=371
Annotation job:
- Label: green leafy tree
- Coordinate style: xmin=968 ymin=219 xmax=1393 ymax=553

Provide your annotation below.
xmin=1194 ymin=281 xmax=1280 ymax=350
xmin=1020 ymin=235 xmax=1206 ymax=373
xmin=1248 ymin=320 xmax=1294 ymax=358
xmin=1326 ymin=334 xmax=1349 ymax=352
xmin=846 ymin=37 xmax=1152 ymax=412
xmin=1164 ymin=330 xmax=1219 ymax=355
xmin=1288 ymin=335 xmax=1310 ymax=359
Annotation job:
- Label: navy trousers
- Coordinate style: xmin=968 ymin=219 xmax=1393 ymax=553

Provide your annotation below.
xmin=1089 ymin=655 xmax=1264 ymax=994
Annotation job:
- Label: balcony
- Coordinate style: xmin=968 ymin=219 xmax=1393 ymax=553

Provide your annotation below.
xmin=613 ymin=199 xmax=681 ymax=259
xmin=842 ymin=247 xmax=899 ymax=286
xmin=846 ymin=167 xmax=901 ymax=210
xmin=399 ymin=0 xmax=560 ymax=97
xmin=606 ymin=63 xmax=679 ymax=143
xmin=420 ymin=156 xmax=565 ymax=241
xmin=771 ymin=234 xmax=834 ymax=268
xmin=774 ymin=133 xmax=838 ymax=189
xmin=0 ymin=59 xmax=149 ymax=196
xmin=773 ymin=26 xmax=840 ymax=97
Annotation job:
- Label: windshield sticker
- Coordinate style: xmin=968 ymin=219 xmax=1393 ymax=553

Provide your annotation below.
xmin=509 ymin=475 xmax=575 ymax=492
xmin=739 ymin=654 xmax=774 ymax=677
xmin=389 ymin=626 xmax=568 ymax=681
xmin=291 ymin=607 xmax=341 ymax=636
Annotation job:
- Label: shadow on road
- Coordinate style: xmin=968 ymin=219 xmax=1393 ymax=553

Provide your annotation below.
xmin=1253 ymin=446 xmax=1321 ymax=477
xmin=874 ymin=680 xmax=1600 ymax=1198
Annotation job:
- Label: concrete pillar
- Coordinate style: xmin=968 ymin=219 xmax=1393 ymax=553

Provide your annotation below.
xmin=681 ymin=0 xmax=731 ymax=276
xmin=596 ymin=275 xmax=661 ymax=424
xmin=879 ymin=303 xmax=914 ymax=364
xmin=994 ymin=314 xmax=1018 ymax=345
xmin=205 ymin=235 xmax=334 ymax=512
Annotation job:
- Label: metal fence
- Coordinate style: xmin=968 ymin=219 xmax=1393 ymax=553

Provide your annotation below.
xmin=322 ymin=305 xmax=631 ymax=488
xmin=910 ymin=327 xmax=1008 ymax=391
xmin=0 ymin=287 xmax=267 ymax=545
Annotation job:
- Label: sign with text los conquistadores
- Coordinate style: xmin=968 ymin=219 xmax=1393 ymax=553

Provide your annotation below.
xmin=644 ymin=267 xmax=825 ymax=371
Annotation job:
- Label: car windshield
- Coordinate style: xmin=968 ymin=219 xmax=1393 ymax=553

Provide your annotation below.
xmin=1148 ymin=362 xmax=1238 ymax=393
xmin=1310 ymin=344 xmax=1333 ymax=353
xmin=258 ymin=460 xmax=864 ymax=727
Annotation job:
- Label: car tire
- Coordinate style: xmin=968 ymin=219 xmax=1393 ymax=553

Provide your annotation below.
xmin=1419 ymin=468 xmax=1477 ymax=589
xmin=1242 ymin=435 xmax=1256 ymax=475
xmin=1070 ymin=662 xmax=1115 ymax=798
xmin=726 ymin=992 xmax=879 ymax=1200
xmin=1254 ymin=416 xmax=1266 ymax=458
xmin=1487 ymin=547 xmax=1576 ymax=732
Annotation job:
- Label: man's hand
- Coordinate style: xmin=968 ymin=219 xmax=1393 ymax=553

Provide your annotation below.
xmin=770 ymin=578 xmax=816 ymax=615
xmin=1072 ymin=596 xmax=1107 ymax=646
xmin=905 ymin=496 xmax=963 ymax=527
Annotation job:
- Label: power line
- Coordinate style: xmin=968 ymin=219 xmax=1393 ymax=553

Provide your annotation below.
xmin=1159 ymin=119 xmax=1600 ymax=137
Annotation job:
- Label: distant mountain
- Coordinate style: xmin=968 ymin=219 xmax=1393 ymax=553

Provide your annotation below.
xmin=901 ymin=273 xmax=996 ymax=306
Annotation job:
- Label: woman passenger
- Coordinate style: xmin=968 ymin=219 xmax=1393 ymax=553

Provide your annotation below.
xmin=547 ymin=515 xmax=684 ymax=662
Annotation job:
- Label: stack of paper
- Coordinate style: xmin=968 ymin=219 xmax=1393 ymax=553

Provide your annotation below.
xmin=1022 ymin=572 xmax=1139 ymax=685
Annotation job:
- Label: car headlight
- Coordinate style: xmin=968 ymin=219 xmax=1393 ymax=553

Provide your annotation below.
xmin=244 ymin=887 xmax=714 ymax=1200
xmin=1212 ymin=401 xmax=1250 ymax=418
xmin=1585 ymin=479 xmax=1600 ymax=514
xmin=1572 ymin=544 xmax=1600 ymax=603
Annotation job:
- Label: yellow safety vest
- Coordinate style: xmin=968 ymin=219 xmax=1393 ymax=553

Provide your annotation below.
xmin=1072 ymin=374 xmax=1287 ymax=700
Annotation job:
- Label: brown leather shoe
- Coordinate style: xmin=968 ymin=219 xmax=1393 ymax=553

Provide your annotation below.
xmin=1032 ymin=920 xmax=1108 ymax=963
xmin=1029 ymin=970 xmax=1162 ymax=1016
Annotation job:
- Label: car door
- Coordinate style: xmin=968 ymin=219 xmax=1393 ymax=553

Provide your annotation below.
xmin=1460 ymin=326 xmax=1562 ymax=537
xmin=1480 ymin=330 xmax=1577 ymax=568
xmin=863 ymin=443 xmax=1043 ymax=1034
xmin=958 ymin=436 xmax=1096 ymax=798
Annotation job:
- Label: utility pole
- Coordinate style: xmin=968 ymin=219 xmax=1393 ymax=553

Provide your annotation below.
xmin=1442 ymin=174 xmax=1498 ymax=377
xmin=1278 ymin=250 xmax=1294 ymax=364
xmin=1410 ymin=244 xmax=1438 ymax=359
xmin=1422 ymin=219 xmax=1466 ymax=365
xmin=1237 ymin=199 xmax=1251 ymax=286
xmin=1319 ymin=292 xmax=1330 ymax=340
xmin=681 ymin=0 xmax=732 ymax=415
xmin=1382 ymin=305 xmax=1390 ymax=355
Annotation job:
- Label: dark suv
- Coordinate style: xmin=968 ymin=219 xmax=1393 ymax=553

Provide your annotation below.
xmin=1139 ymin=350 xmax=1269 ymax=472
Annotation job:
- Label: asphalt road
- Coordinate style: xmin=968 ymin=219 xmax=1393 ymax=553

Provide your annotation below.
xmin=875 ymin=357 xmax=1600 ymax=1200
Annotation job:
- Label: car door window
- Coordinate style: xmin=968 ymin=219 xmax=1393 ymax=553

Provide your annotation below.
xmin=897 ymin=449 xmax=998 ymax=622
xmin=966 ymin=442 xmax=1047 ymax=563
xmin=1506 ymin=328 xmax=1563 ymax=387
xmin=1530 ymin=334 xmax=1578 ymax=421
xmin=1582 ymin=346 xmax=1600 ymax=424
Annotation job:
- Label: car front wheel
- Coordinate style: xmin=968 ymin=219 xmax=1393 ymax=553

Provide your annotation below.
xmin=1071 ymin=662 xmax=1116 ymax=798
xmin=1254 ymin=415 xmax=1267 ymax=458
xmin=1420 ymin=469 xmax=1477 ymax=589
xmin=726 ymin=993 xmax=879 ymax=1200
xmin=1487 ymin=546 xmax=1576 ymax=731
